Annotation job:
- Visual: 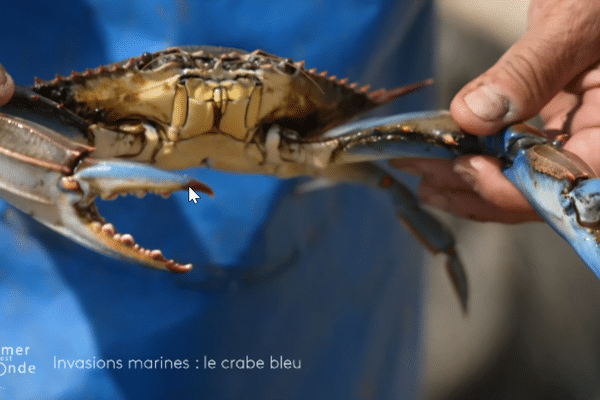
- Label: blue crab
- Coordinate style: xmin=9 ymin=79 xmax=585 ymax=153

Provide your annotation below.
xmin=1 ymin=46 xmax=599 ymax=311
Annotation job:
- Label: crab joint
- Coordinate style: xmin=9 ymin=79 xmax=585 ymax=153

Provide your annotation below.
xmin=60 ymin=176 xmax=80 ymax=191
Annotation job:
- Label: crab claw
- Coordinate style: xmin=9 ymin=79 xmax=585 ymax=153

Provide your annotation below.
xmin=0 ymin=87 xmax=213 ymax=272
xmin=499 ymin=126 xmax=600 ymax=278
xmin=53 ymin=159 xmax=213 ymax=272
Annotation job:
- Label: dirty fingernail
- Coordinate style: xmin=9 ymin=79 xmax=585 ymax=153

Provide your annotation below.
xmin=453 ymin=163 xmax=475 ymax=183
xmin=463 ymin=85 xmax=510 ymax=121
xmin=454 ymin=162 xmax=481 ymax=193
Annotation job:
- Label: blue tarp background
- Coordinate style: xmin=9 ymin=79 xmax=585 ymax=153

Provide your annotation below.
xmin=0 ymin=0 xmax=433 ymax=398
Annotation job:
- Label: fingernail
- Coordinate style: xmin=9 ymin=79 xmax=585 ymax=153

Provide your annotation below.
xmin=454 ymin=160 xmax=481 ymax=193
xmin=463 ymin=85 xmax=510 ymax=121
xmin=453 ymin=163 xmax=475 ymax=184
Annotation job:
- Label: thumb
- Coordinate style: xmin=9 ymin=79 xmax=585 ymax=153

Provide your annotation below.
xmin=0 ymin=63 xmax=14 ymax=106
xmin=450 ymin=0 xmax=600 ymax=135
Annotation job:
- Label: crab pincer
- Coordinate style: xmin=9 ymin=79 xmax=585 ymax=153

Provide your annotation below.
xmin=60 ymin=159 xmax=213 ymax=272
xmin=498 ymin=125 xmax=600 ymax=279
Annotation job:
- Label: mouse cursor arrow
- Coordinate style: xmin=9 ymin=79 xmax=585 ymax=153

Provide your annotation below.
xmin=188 ymin=186 xmax=201 ymax=204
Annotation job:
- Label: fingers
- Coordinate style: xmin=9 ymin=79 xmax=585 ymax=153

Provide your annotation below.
xmin=562 ymin=128 xmax=600 ymax=177
xmin=541 ymin=62 xmax=600 ymax=175
xmin=391 ymin=159 xmax=464 ymax=189
xmin=450 ymin=0 xmax=600 ymax=135
xmin=392 ymin=157 xmax=541 ymax=223
xmin=0 ymin=63 xmax=14 ymax=106
xmin=400 ymin=0 xmax=600 ymax=225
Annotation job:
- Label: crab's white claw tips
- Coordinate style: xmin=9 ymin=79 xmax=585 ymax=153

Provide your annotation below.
xmin=52 ymin=159 xmax=212 ymax=272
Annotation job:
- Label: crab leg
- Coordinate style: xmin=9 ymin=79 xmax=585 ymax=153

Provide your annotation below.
xmin=288 ymin=111 xmax=483 ymax=311
xmin=381 ymin=172 xmax=468 ymax=311
xmin=318 ymin=111 xmax=490 ymax=164
xmin=320 ymin=110 xmax=600 ymax=284
xmin=323 ymin=161 xmax=469 ymax=311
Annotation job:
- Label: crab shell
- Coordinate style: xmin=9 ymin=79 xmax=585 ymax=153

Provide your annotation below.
xmin=32 ymin=45 xmax=431 ymax=174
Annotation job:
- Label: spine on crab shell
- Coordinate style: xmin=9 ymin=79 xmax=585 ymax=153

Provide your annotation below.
xmin=366 ymin=79 xmax=434 ymax=104
xmin=300 ymin=63 xmax=433 ymax=110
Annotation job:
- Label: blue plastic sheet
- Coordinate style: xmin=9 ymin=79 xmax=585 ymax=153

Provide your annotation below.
xmin=0 ymin=0 xmax=434 ymax=398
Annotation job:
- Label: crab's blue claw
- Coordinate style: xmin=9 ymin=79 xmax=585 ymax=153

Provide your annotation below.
xmin=55 ymin=159 xmax=213 ymax=272
xmin=499 ymin=125 xmax=600 ymax=278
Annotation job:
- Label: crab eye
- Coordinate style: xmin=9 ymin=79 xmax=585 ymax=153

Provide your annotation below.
xmin=273 ymin=111 xmax=322 ymax=140
xmin=139 ymin=52 xmax=154 ymax=66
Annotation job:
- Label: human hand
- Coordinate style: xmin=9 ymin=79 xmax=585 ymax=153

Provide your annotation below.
xmin=0 ymin=63 xmax=14 ymax=106
xmin=393 ymin=0 xmax=600 ymax=223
